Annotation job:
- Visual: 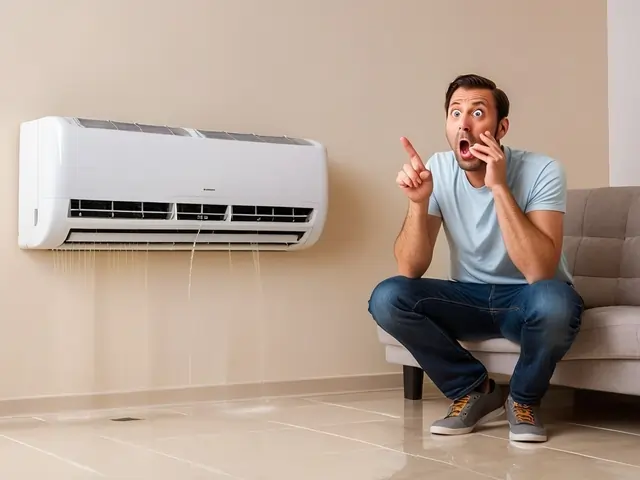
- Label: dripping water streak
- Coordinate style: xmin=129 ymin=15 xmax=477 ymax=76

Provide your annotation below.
xmin=144 ymin=244 xmax=150 ymax=397
xmin=251 ymin=243 xmax=266 ymax=398
xmin=224 ymin=244 xmax=233 ymax=385
xmin=187 ymin=223 xmax=203 ymax=385
xmin=144 ymin=245 xmax=149 ymax=290
xmin=188 ymin=225 xmax=203 ymax=300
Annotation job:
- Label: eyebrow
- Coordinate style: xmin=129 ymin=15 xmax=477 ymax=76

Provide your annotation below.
xmin=450 ymin=100 xmax=488 ymax=109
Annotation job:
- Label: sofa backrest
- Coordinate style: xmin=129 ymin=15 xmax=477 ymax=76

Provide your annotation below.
xmin=563 ymin=186 xmax=640 ymax=308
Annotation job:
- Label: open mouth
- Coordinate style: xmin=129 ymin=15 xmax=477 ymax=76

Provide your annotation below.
xmin=459 ymin=139 xmax=474 ymax=160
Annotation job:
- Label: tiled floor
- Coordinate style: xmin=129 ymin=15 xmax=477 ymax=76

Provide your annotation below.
xmin=2 ymin=388 xmax=640 ymax=479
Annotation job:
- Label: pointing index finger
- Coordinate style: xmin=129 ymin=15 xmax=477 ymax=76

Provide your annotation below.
xmin=400 ymin=137 xmax=425 ymax=171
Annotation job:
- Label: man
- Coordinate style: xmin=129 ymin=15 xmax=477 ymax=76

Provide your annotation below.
xmin=368 ymin=74 xmax=584 ymax=443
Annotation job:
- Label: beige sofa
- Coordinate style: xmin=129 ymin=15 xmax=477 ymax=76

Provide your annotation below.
xmin=377 ymin=186 xmax=640 ymax=400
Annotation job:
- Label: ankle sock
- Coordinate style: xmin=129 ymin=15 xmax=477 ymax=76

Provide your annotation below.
xmin=474 ymin=378 xmax=493 ymax=394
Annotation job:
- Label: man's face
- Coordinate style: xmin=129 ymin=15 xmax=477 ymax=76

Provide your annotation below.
xmin=445 ymin=87 xmax=505 ymax=171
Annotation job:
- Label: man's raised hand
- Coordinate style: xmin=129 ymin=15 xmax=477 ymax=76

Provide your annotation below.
xmin=396 ymin=137 xmax=433 ymax=203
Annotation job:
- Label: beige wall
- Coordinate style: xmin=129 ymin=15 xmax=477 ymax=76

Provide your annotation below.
xmin=0 ymin=0 xmax=608 ymax=401
xmin=608 ymin=0 xmax=640 ymax=186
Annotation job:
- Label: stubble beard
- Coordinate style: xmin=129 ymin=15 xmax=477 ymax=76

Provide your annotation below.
xmin=454 ymin=154 xmax=484 ymax=172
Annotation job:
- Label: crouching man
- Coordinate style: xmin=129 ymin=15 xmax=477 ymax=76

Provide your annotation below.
xmin=368 ymin=74 xmax=584 ymax=443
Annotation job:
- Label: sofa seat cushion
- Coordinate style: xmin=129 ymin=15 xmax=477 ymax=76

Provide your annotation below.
xmin=376 ymin=327 xmax=520 ymax=353
xmin=562 ymin=306 xmax=640 ymax=360
xmin=376 ymin=306 xmax=640 ymax=361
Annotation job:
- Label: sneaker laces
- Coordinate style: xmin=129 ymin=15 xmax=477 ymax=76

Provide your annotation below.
xmin=513 ymin=401 xmax=535 ymax=424
xmin=446 ymin=395 xmax=470 ymax=417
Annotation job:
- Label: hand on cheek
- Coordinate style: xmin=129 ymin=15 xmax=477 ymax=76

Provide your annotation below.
xmin=469 ymin=131 xmax=507 ymax=190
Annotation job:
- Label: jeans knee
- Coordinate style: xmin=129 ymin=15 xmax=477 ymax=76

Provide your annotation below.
xmin=368 ymin=275 xmax=416 ymax=333
xmin=525 ymin=280 xmax=583 ymax=344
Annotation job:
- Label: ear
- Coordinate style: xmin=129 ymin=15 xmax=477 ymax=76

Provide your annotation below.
xmin=496 ymin=118 xmax=509 ymax=142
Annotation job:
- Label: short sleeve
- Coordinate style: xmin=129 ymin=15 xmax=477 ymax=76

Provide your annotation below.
xmin=425 ymin=155 xmax=441 ymax=217
xmin=525 ymin=160 xmax=567 ymax=213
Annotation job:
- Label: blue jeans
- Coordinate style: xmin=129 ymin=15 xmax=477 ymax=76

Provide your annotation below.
xmin=368 ymin=276 xmax=584 ymax=405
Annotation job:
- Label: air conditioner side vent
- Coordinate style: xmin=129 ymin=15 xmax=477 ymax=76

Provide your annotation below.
xmin=231 ymin=205 xmax=313 ymax=223
xmin=69 ymin=199 xmax=172 ymax=219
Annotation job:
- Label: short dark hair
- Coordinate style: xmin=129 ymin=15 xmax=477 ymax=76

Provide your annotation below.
xmin=444 ymin=74 xmax=510 ymax=122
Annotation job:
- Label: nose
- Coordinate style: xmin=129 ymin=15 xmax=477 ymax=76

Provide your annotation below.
xmin=459 ymin=116 xmax=471 ymax=131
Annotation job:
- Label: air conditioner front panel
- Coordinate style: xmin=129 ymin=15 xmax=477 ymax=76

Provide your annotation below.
xmin=54 ymin=129 xmax=326 ymax=207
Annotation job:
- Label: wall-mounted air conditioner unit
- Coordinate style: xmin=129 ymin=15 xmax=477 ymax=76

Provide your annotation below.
xmin=18 ymin=117 xmax=328 ymax=251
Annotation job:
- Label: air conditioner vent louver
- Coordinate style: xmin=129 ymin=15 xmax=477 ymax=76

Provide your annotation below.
xmin=198 ymin=130 xmax=311 ymax=146
xmin=176 ymin=203 xmax=228 ymax=221
xmin=76 ymin=118 xmax=190 ymax=137
xmin=69 ymin=199 xmax=171 ymax=219
xmin=231 ymin=205 xmax=313 ymax=223
xmin=64 ymin=229 xmax=306 ymax=246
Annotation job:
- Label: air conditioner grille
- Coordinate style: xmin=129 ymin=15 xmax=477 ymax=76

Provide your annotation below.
xmin=69 ymin=199 xmax=171 ymax=219
xmin=198 ymin=130 xmax=311 ymax=146
xmin=76 ymin=118 xmax=190 ymax=136
xmin=231 ymin=205 xmax=313 ymax=223
xmin=69 ymin=200 xmax=314 ymax=223
xmin=176 ymin=203 xmax=228 ymax=221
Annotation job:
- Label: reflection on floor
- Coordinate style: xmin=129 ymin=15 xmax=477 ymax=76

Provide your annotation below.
xmin=1 ymin=387 xmax=640 ymax=479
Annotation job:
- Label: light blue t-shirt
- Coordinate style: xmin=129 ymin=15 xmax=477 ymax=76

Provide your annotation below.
xmin=426 ymin=146 xmax=573 ymax=285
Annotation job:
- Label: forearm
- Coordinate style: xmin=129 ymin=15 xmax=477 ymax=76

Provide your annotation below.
xmin=394 ymin=201 xmax=434 ymax=278
xmin=492 ymin=186 xmax=558 ymax=283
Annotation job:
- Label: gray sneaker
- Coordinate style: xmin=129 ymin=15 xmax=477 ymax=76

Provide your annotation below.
xmin=506 ymin=395 xmax=547 ymax=442
xmin=430 ymin=380 xmax=505 ymax=436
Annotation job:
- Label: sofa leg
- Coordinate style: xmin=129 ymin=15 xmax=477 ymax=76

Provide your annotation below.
xmin=403 ymin=366 xmax=424 ymax=400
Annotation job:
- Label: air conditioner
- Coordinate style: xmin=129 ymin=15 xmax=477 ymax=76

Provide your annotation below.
xmin=18 ymin=117 xmax=328 ymax=251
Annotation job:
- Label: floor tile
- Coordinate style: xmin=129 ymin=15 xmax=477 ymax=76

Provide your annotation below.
xmin=3 ymin=388 xmax=640 ymax=479
xmin=0 ymin=434 xmax=102 ymax=478
xmin=147 ymin=426 xmax=378 ymax=479
xmin=482 ymin=420 xmax=640 ymax=468
xmin=305 ymin=388 xmax=443 ymax=418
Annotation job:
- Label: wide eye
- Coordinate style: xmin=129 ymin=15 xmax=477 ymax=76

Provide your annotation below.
xmin=473 ymin=109 xmax=483 ymax=117
xmin=451 ymin=110 xmax=461 ymax=118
